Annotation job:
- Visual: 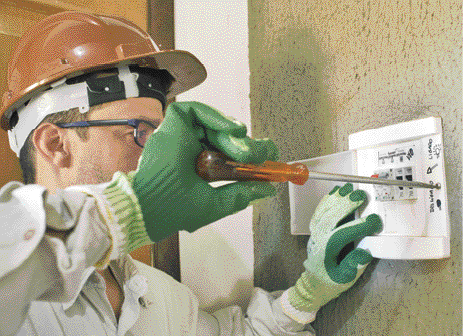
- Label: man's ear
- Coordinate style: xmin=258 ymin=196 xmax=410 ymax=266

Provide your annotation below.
xmin=32 ymin=123 xmax=71 ymax=168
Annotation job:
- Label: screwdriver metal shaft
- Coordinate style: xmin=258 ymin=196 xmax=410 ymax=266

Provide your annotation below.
xmin=307 ymin=170 xmax=440 ymax=189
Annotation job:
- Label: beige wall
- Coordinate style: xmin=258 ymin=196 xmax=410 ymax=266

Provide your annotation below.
xmin=73 ymin=0 xmax=148 ymax=30
xmin=249 ymin=0 xmax=461 ymax=335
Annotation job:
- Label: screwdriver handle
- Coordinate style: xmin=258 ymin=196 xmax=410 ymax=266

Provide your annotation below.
xmin=196 ymin=150 xmax=309 ymax=185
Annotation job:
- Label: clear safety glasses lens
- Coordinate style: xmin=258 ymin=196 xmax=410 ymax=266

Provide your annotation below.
xmin=135 ymin=120 xmax=156 ymax=147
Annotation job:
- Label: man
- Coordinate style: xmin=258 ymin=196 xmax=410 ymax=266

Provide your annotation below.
xmin=0 ymin=11 xmax=382 ymax=335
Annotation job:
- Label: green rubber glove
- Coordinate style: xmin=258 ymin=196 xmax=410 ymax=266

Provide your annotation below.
xmin=132 ymin=101 xmax=279 ymax=242
xmin=285 ymin=183 xmax=382 ymax=321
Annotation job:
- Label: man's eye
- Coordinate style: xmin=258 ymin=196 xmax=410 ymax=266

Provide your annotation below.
xmin=119 ymin=129 xmax=134 ymax=140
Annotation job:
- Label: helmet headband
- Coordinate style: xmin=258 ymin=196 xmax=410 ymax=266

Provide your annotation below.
xmin=8 ymin=65 xmax=171 ymax=157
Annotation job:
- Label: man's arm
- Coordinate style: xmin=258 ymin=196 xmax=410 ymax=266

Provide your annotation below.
xmin=195 ymin=184 xmax=382 ymax=335
xmin=195 ymin=289 xmax=316 ymax=335
xmin=0 ymin=180 xmax=128 ymax=335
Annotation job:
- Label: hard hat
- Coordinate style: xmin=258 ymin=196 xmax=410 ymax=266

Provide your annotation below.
xmin=1 ymin=11 xmax=207 ymax=133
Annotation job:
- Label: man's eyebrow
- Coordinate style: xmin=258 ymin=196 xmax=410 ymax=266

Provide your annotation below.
xmin=136 ymin=116 xmax=162 ymax=125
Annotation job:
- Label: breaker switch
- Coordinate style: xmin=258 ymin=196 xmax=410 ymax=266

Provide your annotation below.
xmin=373 ymin=167 xmax=417 ymax=202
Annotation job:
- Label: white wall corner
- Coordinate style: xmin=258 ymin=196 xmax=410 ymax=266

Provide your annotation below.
xmin=175 ymin=0 xmax=253 ymax=311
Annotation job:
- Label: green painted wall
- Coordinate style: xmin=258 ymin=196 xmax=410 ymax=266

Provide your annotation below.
xmin=249 ymin=1 xmax=461 ymax=335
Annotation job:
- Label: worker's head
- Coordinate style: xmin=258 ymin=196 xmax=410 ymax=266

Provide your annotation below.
xmin=1 ymin=11 xmax=206 ymax=189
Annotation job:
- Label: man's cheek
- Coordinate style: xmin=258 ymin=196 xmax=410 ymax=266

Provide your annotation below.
xmin=120 ymin=150 xmax=143 ymax=172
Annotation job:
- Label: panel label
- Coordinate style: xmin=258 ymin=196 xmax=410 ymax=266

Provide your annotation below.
xmin=378 ymin=145 xmax=416 ymax=166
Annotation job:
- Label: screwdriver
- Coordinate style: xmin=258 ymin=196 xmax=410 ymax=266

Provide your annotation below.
xmin=196 ymin=150 xmax=440 ymax=189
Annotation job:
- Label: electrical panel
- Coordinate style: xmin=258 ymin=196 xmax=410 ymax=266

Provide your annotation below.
xmin=288 ymin=117 xmax=450 ymax=260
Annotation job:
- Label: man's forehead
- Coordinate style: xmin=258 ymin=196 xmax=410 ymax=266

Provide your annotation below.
xmin=90 ymin=97 xmax=164 ymax=120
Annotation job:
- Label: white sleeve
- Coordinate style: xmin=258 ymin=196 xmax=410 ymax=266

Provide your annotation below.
xmin=196 ymin=288 xmax=317 ymax=335
xmin=0 ymin=180 xmax=125 ymax=335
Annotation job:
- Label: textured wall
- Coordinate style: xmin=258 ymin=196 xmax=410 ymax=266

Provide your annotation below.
xmin=249 ymin=1 xmax=461 ymax=335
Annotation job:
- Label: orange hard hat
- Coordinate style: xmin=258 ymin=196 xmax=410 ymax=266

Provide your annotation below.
xmin=1 ymin=11 xmax=207 ymax=130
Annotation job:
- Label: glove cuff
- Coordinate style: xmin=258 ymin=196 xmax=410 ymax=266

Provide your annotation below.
xmin=103 ymin=171 xmax=152 ymax=257
xmin=280 ymin=289 xmax=318 ymax=324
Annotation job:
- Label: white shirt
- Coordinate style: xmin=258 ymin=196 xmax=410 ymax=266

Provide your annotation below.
xmin=0 ymin=181 xmax=316 ymax=335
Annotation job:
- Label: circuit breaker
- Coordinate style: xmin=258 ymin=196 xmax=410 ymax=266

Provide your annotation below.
xmin=288 ymin=117 xmax=450 ymax=260
xmin=372 ymin=166 xmax=417 ymax=201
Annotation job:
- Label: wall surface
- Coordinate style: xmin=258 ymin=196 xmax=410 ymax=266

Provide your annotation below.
xmin=249 ymin=1 xmax=461 ymax=335
xmin=61 ymin=0 xmax=148 ymax=30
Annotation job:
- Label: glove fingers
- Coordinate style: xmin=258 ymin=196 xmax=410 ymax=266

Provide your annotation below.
xmin=328 ymin=214 xmax=383 ymax=250
xmin=241 ymin=137 xmax=279 ymax=163
xmin=140 ymin=103 xmax=203 ymax=163
xmin=167 ymin=102 xmax=279 ymax=163
xmin=332 ymin=183 xmax=352 ymax=196
xmin=329 ymin=248 xmax=373 ymax=284
xmin=328 ymin=185 xmax=341 ymax=195
xmin=336 ymin=183 xmax=367 ymax=203
xmin=324 ymin=214 xmax=382 ymax=281
xmin=206 ymin=130 xmax=279 ymax=163
xmin=181 ymin=101 xmax=248 ymax=137
xmin=310 ymin=184 xmax=367 ymax=235
xmin=212 ymin=182 xmax=277 ymax=218
xmin=344 ymin=248 xmax=373 ymax=266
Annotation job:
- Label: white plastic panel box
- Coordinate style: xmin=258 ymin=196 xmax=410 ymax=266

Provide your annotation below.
xmin=288 ymin=117 xmax=450 ymax=260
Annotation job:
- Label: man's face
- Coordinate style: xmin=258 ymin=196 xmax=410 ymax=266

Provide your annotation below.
xmin=66 ymin=97 xmax=164 ymax=186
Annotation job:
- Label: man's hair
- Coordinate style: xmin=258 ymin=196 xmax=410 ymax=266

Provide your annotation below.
xmin=19 ymin=107 xmax=92 ymax=184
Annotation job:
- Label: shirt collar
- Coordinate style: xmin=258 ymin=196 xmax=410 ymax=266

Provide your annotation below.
xmin=62 ymin=266 xmax=96 ymax=310
xmin=61 ymin=255 xmax=147 ymax=311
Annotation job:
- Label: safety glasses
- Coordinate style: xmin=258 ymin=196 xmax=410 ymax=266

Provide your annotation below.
xmin=55 ymin=119 xmax=157 ymax=148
